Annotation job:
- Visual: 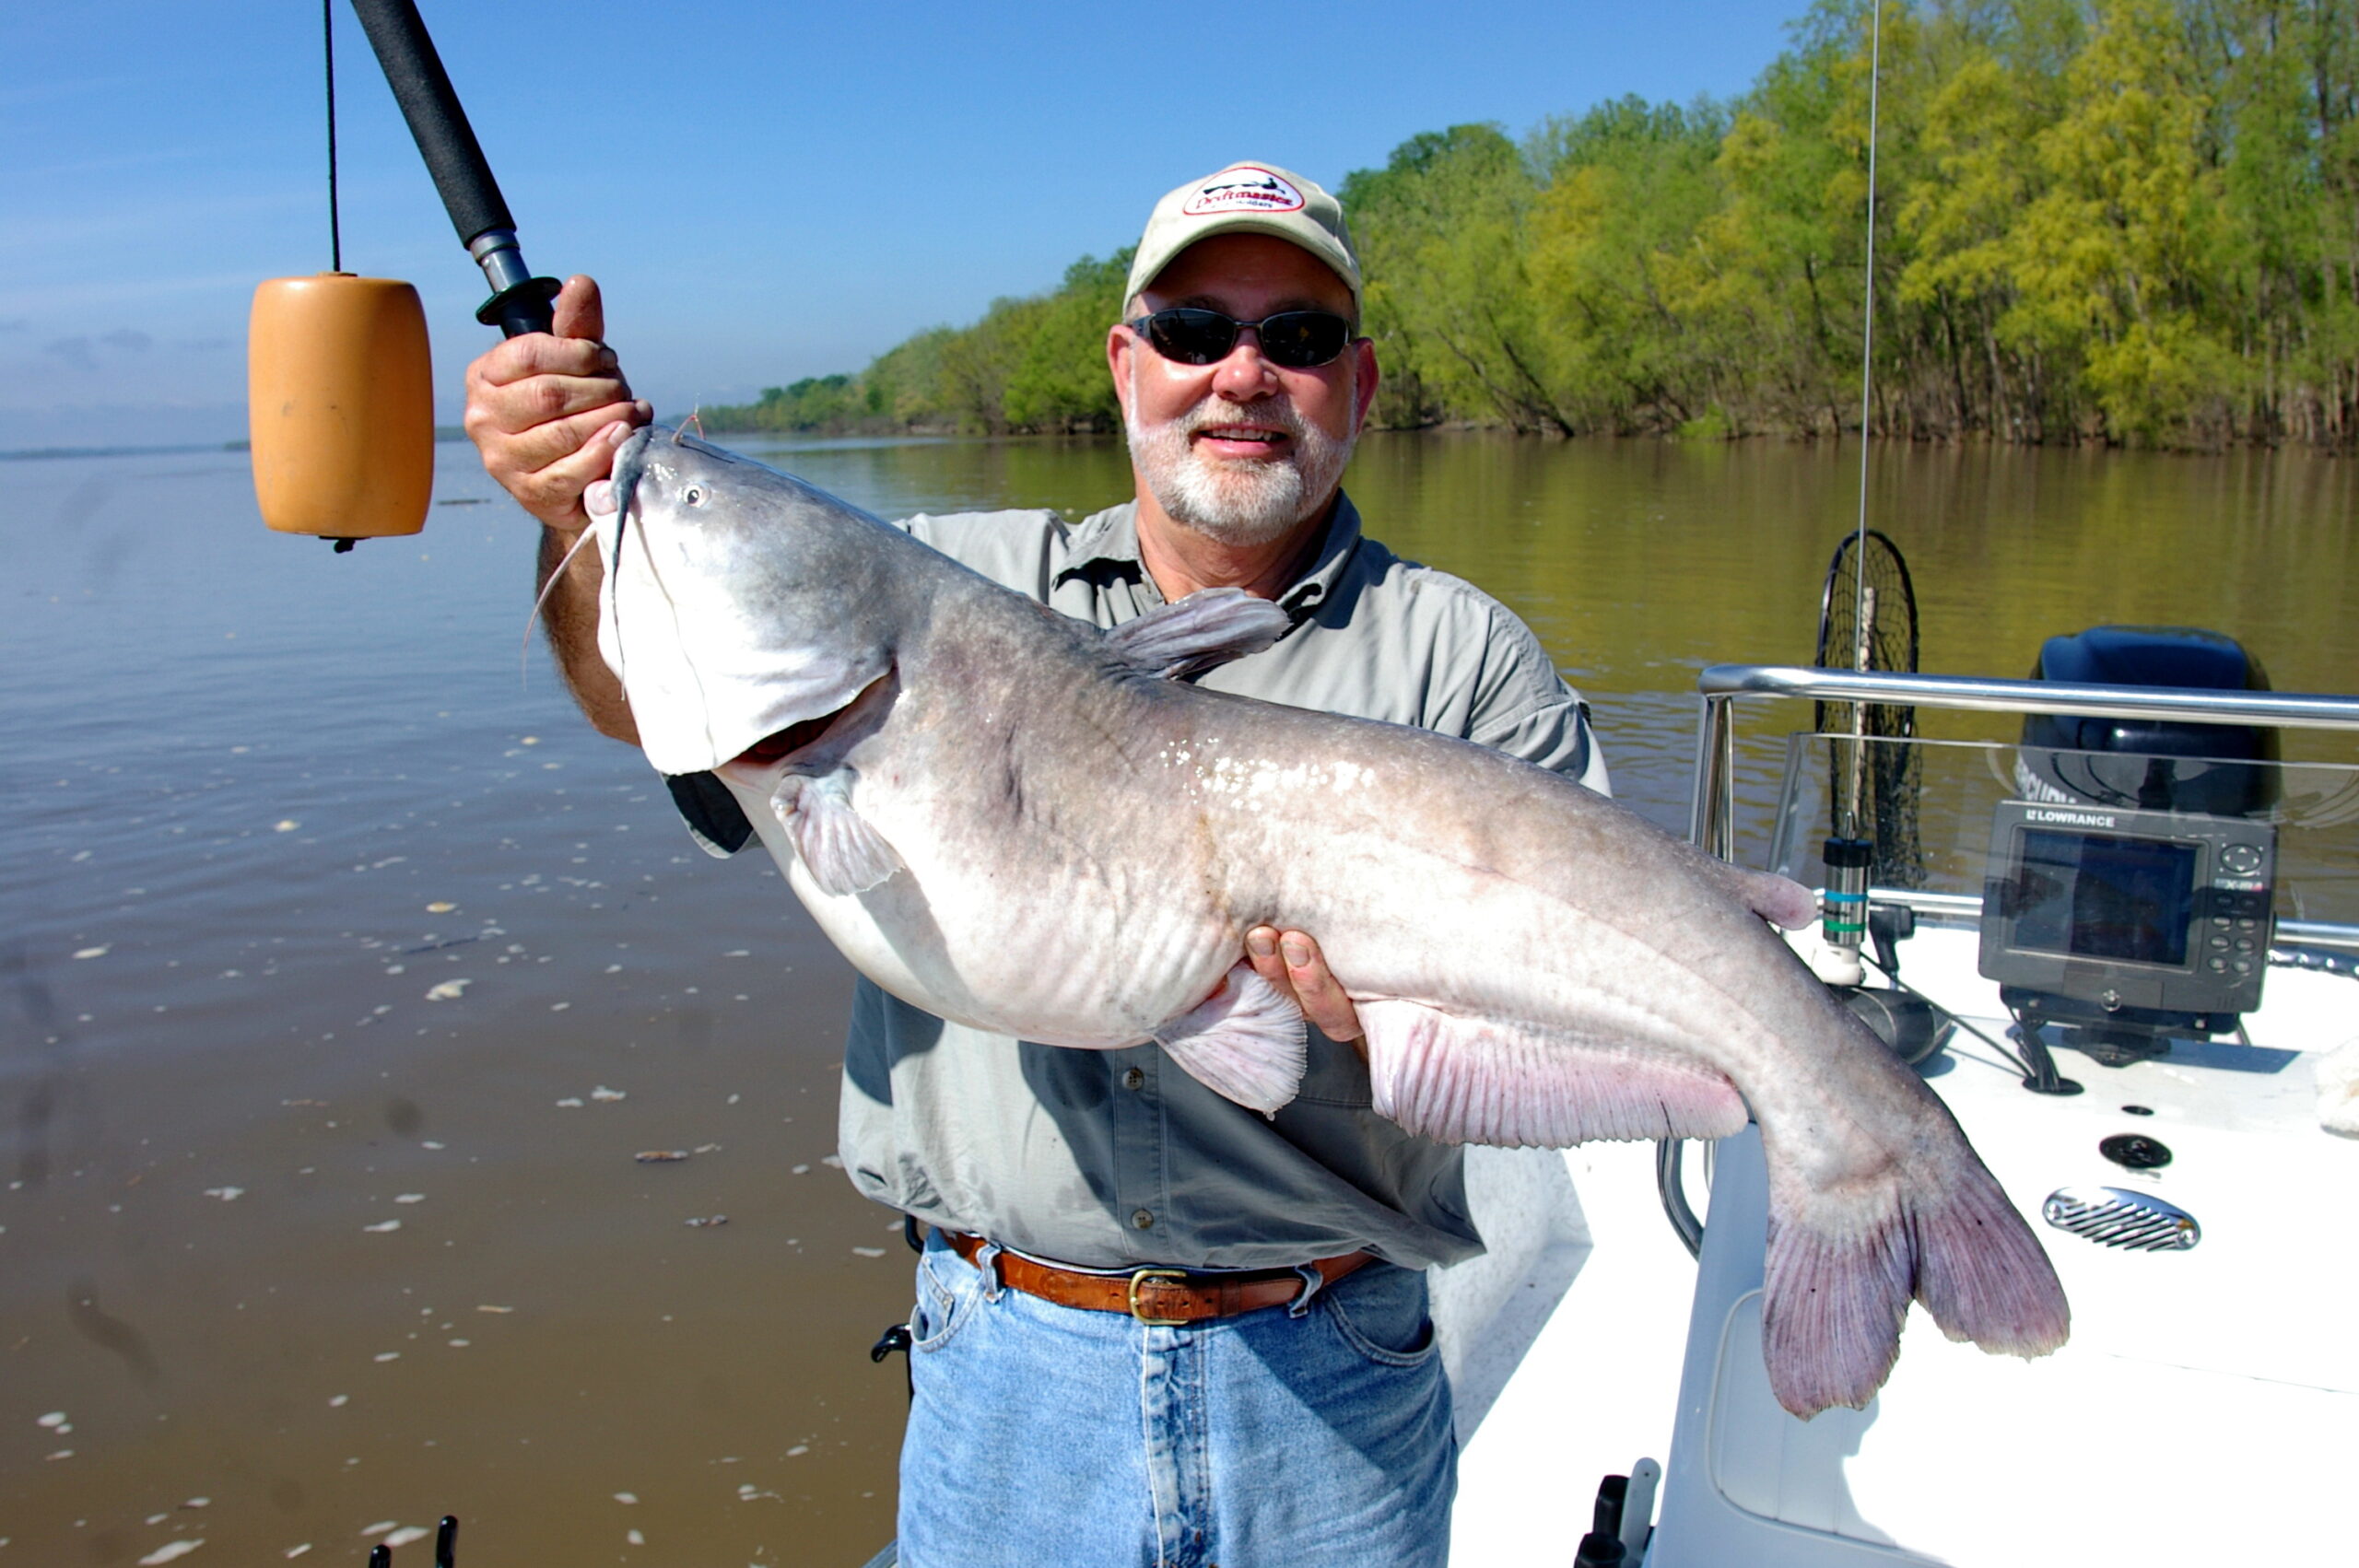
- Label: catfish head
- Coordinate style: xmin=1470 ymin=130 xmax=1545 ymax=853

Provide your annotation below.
xmin=584 ymin=426 xmax=905 ymax=777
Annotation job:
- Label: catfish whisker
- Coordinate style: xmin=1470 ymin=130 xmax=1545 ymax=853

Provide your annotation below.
xmin=522 ymin=516 xmax=606 ymax=684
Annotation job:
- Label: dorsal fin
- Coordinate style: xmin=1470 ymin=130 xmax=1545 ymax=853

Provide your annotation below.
xmin=1106 ymin=588 xmax=1290 ymax=679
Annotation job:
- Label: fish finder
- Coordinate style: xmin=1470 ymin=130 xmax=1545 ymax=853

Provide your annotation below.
xmin=1978 ymin=801 xmax=2276 ymax=1022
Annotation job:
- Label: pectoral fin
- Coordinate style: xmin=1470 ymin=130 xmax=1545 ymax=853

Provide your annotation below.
xmin=1152 ymin=963 xmax=1308 ymax=1116
xmin=772 ymin=771 xmax=902 ymax=896
xmin=1360 ymin=1000 xmax=1748 ymax=1148
xmin=1107 ymin=588 xmax=1291 ymax=679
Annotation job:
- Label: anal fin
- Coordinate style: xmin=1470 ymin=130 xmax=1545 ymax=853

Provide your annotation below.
xmin=1152 ymin=963 xmax=1307 ymax=1116
xmin=772 ymin=770 xmax=902 ymax=896
xmin=1360 ymin=1000 xmax=1748 ymax=1148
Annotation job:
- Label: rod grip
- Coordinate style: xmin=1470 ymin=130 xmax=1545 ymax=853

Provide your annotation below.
xmin=483 ymin=278 xmax=560 ymax=338
xmin=347 ymin=0 xmax=515 ymax=246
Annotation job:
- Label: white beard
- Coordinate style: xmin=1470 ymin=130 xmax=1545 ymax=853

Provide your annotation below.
xmin=1125 ymin=375 xmax=1358 ymax=548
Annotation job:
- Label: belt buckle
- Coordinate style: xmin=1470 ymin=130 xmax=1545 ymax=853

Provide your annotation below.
xmin=1127 ymin=1267 xmax=1191 ymax=1326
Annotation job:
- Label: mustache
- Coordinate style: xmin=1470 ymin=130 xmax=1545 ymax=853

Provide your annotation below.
xmin=1173 ymin=396 xmax=1308 ymax=443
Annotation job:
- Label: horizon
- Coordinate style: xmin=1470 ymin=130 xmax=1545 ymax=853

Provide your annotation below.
xmin=4 ymin=0 xmax=1802 ymax=450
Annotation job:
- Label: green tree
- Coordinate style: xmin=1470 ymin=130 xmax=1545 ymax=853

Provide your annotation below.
xmin=1526 ymin=96 xmax=1732 ymax=433
xmin=1002 ymin=249 xmax=1133 ymax=432
xmin=1344 ymin=126 xmax=1567 ymax=431
xmin=2001 ymin=0 xmax=2236 ymax=440
xmin=1894 ymin=0 xmax=2083 ymax=438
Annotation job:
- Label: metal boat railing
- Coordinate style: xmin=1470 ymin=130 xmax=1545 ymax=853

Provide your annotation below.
xmin=1652 ymin=664 xmax=2359 ymax=1258
xmin=1860 ymin=885 xmax=2359 ymax=952
xmin=1689 ymin=664 xmax=2359 ymax=859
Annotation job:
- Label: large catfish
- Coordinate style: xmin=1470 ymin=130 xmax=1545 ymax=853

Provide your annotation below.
xmin=581 ymin=427 xmax=2068 ymax=1416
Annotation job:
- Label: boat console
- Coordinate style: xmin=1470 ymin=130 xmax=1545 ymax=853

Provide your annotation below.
xmin=1978 ymin=796 xmax=2276 ymax=1024
xmin=1979 ymin=627 xmax=2284 ymax=1059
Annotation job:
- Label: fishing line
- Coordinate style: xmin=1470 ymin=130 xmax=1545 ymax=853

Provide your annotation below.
xmin=324 ymin=0 xmax=342 ymax=273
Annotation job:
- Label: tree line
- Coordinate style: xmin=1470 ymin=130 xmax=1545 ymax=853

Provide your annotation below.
xmin=709 ymin=0 xmax=2357 ymax=449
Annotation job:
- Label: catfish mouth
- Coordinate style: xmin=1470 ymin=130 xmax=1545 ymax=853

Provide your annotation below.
xmin=608 ymin=426 xmax=657 ymax=531
xmin=728 ymin=669 xmax=895 ymax=770
xmin=734 ymin=704 xmax=850 ymax=766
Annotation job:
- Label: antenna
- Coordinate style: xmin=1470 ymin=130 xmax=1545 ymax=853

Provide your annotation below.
xmin=1850 ymin=0 xmax=1884 ymax=702
xmin=1819 ymin=0 xmax=1891 ymax=985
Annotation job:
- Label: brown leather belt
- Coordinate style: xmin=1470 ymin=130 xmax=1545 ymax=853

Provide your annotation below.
xmin=945 ymin=1231 xmax=1373 ymax=1326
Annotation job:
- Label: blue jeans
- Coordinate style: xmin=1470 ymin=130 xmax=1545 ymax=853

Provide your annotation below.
xmin=898 ymin=1232 xmax=1456 ymax=1568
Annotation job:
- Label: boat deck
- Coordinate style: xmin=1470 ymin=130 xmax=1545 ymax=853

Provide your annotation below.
xmin=1449 ymin=921 xmax=2358 ymax=1564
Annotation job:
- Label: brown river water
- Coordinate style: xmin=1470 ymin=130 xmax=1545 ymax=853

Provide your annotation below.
xmin=3 ymin=432 xmax=2353 ymax=1567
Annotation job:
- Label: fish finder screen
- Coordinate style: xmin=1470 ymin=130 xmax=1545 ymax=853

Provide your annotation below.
xmin=2013 ymin=829 xmax=2200 ymax=967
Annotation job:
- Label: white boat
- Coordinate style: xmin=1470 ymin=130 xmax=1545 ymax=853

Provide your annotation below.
xmin=1444 ymin=654 xmax=2359 ymax=1565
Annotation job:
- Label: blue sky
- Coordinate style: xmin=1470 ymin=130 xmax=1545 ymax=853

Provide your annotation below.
xmin=5 ymin=0 xmax=1807 ymax=447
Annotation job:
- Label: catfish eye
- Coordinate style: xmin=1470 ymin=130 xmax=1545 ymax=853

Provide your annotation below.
xmin=683 ymin=485 xmax=707 ymax=507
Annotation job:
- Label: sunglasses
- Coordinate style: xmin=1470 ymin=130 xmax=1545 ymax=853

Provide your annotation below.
xmin=1127 ymin=308 xmax=1356 ymax=369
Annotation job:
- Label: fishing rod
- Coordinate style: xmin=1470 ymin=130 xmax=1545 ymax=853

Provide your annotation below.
xmin=250 ymin=0 xmax=559 ymax=548
xmin=345 ymin=0 xmax=560 ymax=338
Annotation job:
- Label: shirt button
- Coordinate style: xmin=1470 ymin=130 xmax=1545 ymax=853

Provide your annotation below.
xmin=1121 ymin=1067 xmax=1145 ymax=1091
xmin=1131 ymin=1209 xmax=1155 ymax=1230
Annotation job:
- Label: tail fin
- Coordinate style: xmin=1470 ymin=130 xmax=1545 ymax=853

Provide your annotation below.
xmin=1762 ymin=1163 xmax=2069 ymax=1417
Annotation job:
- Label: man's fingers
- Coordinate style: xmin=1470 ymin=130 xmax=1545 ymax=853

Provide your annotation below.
xmin=472 ymin=333 xmax=624 ymax=389
xmin=475 ymin=394 xmax=639 ymax=474
xmin=1245 ymin=927 xmax=1290 ymax=998
xmin=551 ymin=275 xmax=604 ymax=342
xmin=538 ymin=415 xmax=635 ymax=485
xmin=508 ymin=409 xmax=639 ymax=518
xmin=1279 ymin=933 xmax=1365 ymax=1042
xmin=475 ymin=369 xmax=639 ymax=436
xmin=457 ymin=272 xmax=647 ymax=532
xmin=1245 ymin=928 xmax=1366 ymax=1048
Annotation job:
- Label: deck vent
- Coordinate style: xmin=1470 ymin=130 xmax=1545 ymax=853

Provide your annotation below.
xmin=2042 ymin=1186 xmax=2200 ymax=1251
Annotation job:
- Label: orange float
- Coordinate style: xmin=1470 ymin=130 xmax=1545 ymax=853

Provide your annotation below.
xmin=249 ymin=272 xmax=434 ymax=548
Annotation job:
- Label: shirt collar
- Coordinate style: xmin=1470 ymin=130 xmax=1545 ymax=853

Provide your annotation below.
xmin=1058 ymin=491 xmax=1365 ymax=619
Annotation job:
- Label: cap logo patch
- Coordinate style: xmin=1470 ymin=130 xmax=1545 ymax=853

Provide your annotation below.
xmin=1183 ymin=168 xmax=1305 ymax=216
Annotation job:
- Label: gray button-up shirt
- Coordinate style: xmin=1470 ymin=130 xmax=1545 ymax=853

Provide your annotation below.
xmin=703 ymin=491 xmax=1606 ymax=1271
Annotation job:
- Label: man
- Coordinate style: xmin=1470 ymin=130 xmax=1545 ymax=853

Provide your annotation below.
xmin=465 ymin=161 xmax=1606 ymax=1568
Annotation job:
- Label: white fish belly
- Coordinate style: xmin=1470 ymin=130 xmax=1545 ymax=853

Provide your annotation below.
xmin=728 ymin=772 xmax=1238 ymax=1047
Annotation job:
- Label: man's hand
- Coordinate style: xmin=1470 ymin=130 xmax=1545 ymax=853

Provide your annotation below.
xmin=462 ymin=275 xmax=651 ymax=533
xmin=464 ymin=275 xmax=649 ymax=745
xmin=1245 ymin=928 xmax=1366 ymax=1056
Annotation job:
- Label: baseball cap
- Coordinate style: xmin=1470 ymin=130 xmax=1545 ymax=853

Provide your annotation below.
xmin=1124 ymin=162 xmax=1362 ymax=319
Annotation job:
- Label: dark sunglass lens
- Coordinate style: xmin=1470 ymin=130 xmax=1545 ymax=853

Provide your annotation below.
xmin=1146 ymin=309 xmax=1237 ymax=365
xmin=1258 ymin=312 xmax=1351 ymax=368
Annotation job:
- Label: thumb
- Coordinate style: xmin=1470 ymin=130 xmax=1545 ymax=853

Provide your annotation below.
xmin=551 ymin=275 xmax=605 ymax=342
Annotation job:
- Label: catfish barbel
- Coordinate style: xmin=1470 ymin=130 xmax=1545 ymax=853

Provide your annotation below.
xmin=581 ymin=426 xmax=2069 ymax=1416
